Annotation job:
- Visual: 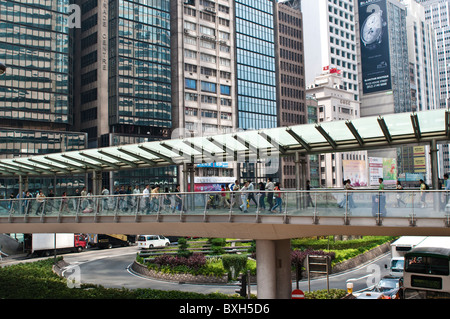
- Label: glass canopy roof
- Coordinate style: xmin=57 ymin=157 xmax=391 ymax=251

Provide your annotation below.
xmin=0 ymin=109 xmax=448 ymax=177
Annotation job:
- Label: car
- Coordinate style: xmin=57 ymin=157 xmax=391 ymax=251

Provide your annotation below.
xmin=137 ymin=235 xmax=170 ymax=249
xmin=372 ymin=276 xmax=403 ymax=299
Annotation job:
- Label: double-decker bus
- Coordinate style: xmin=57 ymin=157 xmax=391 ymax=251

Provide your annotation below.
xmin=403 ymin=237 xmax=450 ymax=299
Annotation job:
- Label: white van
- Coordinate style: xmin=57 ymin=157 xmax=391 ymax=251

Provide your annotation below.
xmin=137 ymin=235 xmax=170 ymax=249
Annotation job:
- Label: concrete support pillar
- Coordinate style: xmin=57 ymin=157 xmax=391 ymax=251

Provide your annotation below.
xmin=256 ymin=239 xmax=291 ymax=299
xmin=92 ymin=171 xmax=102 ymax=195
xmin=430 ymin=140 xmax=439 ymax=211
xmin=430 ymin=139 xmax=439 ymax=190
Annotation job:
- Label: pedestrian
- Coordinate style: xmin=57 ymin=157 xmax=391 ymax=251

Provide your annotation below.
xmin=143 ymin=184 xmax=150 ymax=214
xmin=151 ymin=185 xmax=160 ymax=212
xmin=163 ymin=187 xmax=172 ymax=212
xmin=230 ymin=179 xmax=240 ymax=208
xmin=35 ymin=190 xmax=46 ymax=215
xmin=378 ymin=178 xmax=384 ymax=190
xmin=247 ymin=180 xmax=258 ymax=207
xmin=133 ymin=185 xmax=140 ymax=209
xmin=396 ymin=181 xmax=406 ymax=207
xmin=239 ymin=181 xmax=249 ymax=212
xmin=220 ymin=185 xmax=230 ymax=208
xmin=101 ymin=186 xmax=110 ymax=211
xmin=60 ymin=192 xmax=69 ymax=213
xmin=419 ymin=179 xmax=427 ymax=208
xmin=444 ymin=174 xmax=450 ymax=208
xmin=265 ymin=178 xmax=274 ymax=209
xmin=224 ymin=185 xmax=231 ymax=208
xmin=271 ymin=182 xmax=282 ymax=213
xmin=258 ymin=182 xmax=266 ymax=210
xmin=72 ymin=188 xmax=80 ymax=211
xmin=305 ymin=180 xmax=314 ymax=208
xmin=173 ymin=184 xmax=183 ymax=212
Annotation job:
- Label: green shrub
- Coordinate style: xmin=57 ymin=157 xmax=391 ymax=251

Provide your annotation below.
xmin=305 ymin=289 xmax=347 ymax=299
xmin=222 ymin=255 xmax=248 ymax=280
xmin=177 ymin=237 xmax=192 ymax=258
xmin=208 ymin=238 xmax=226 ymax=255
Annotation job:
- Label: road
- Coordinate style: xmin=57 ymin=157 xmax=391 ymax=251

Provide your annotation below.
xmin=60 ymin=245 xmax=392 ymax=295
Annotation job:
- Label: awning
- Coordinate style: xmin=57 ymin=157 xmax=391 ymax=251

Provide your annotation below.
xmin=0 ymin=109 xmax=448 ymax=177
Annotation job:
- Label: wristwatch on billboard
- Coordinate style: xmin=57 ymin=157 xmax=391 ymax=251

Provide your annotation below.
xmin=361 ymin=7 xmax=385 ymax=50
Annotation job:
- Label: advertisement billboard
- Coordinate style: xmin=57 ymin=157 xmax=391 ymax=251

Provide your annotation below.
xmin=369 ymin=157 xmax=397 ymax=185
xmin=343 ymin=160 xmax=368 ymax=186
xmin=359 ymin=0 xmax=392 ymax=94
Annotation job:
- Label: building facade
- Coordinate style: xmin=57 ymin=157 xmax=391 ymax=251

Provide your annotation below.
xmin=0 ymin=0 xmax=87 ymax=196
xmin=302 ymin=0 xmax=360 ymax=102
xmin=306 ymin=72 xmax=363 ymax=188
xmin=72 ymin=0 xmax=176 ymax=191
xmin=277 ymin=0 xmax=308 ymax=189
xmin=418 ymin=0 xmax=450 ymax=176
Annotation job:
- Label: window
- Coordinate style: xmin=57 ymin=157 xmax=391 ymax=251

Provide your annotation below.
xmin=220 ymin=84 xmax=231 ymax=95
xmin=185 ymin=78 xmax=197 ymax=90
xmin=201 ymin=81 xmax=216 ymax=92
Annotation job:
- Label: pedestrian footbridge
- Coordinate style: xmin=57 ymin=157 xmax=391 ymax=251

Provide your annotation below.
xmin=1 ymin=190 xmax=449 ymax=239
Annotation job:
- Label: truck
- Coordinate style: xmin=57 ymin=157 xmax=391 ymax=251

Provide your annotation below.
xmin=23 ymin=233 xmax=87 ymax=257
xmin=88 ymin=234 xmax=136 ymax=249
xmin=387 ymin=236 xmax=428 ymax=277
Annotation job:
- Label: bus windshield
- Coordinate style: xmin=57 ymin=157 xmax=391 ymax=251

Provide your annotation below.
xmin=405 ymin=256 xmax=449 ymax=276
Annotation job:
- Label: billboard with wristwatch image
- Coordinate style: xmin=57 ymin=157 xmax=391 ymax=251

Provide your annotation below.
xmin=359 ymin=0 xmax=392 ymax=94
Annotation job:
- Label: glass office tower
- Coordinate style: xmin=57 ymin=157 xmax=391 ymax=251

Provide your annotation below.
xmin=0 ymin=0 xmax=87 ymax=196
xmin=235 ymin=0 xmax=277 ymax=130
xmin=0 ymin=0 xmax=72 ymax=126
xmin=74 ymin=0 xmax=172 ymax=147
xmin=73 ymin=0 xmax=175 ymax=190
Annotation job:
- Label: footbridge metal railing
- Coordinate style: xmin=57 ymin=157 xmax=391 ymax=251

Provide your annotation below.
xmin=1 ymin=189 xmax=450 ymax=228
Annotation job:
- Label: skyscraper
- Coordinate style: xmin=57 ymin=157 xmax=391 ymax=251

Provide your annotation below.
xmin=72 ymin=0 xmax=175 ymax=190
xmin=73 ymin=0 xmax=172 ymax=148
xmin=416 ymin=0 xmax=450 ymax=175
xmin=302 ymin=0 xmax=360 ymax=102
xmin=0 ymin=0 xmax=87 ymax=195
xmin=277 ymin=0 xmax=308 ymax=189
xmin=235 ymin=0 xmax=277 ymax=130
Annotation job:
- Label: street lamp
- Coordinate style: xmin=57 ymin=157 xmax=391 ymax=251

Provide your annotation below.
xmin=0 ymin=62 xmax=6 ymax=75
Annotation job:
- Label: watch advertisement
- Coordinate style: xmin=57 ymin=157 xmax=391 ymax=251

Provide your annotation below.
xmin=359 ymin=0 xmax=392 ymax=94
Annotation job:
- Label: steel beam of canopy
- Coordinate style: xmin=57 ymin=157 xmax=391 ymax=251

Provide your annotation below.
xmin=61 ymin=154 xmax=103 ymax=171
xmin=0 ymin=162 xmax=38 ymax=174
xmin=258 ymin=131 xmax=287 ymax=154
xmin=43 ymin=156 xmax=85 ymax=172
xmin=182 ymin=140 xmax=217 ymax=163
xmin=377 ymin=117 xmax=392 ymax=144
xmin=0 ymin=163 xmax=29 ymax=175
xmin=138 ymin=144 xmax=175 ymax=164
xmin=116 ymin=148 xmax=157 ymax=166
xmin=286 ymin=128 xmax=311 ymax=152
xmin=233 ymin=134 xmax=259 ymax=159
xmin=79 ymin=152 xmax=120 ymax=169
xmin=411 ymin=113 xmax=421 ymax=140
xmin=12 ymin=160 xmax=46 ymax=174
xmin=27 ymin=158 xmax=71 ymax=174
xmin=98 ymin=149 xmax=138 ymax=168
xmin=315 ymin=124 xmax=337 ymax=149
xmin=160 ymin=142 xmax=195 ymax=163
xmin=345 ymin=121 xmax=364 ymax=146
xmin=207 ymin=137 xmax=238 ymax=161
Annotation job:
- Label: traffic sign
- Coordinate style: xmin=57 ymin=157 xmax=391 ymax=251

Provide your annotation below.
xmin=292 ymin=289 xmax=305 ymax=299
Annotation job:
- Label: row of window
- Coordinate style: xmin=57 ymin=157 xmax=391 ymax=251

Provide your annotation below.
xmin=185 ymin=79 xmax=231 ymax=95
xmin=185 ymin=93 xmax=232 ymax=107
xmin=185 ymin=107 xmax=232 ymax=121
